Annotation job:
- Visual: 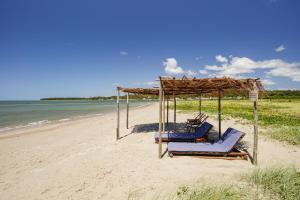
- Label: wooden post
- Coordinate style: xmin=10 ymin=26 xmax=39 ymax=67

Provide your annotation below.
xmin=162 ymin=91 xmax=165 ymax=134
xmin=199 ymin=93 xmax=202 ymax=114
xmin=116 ymin=88 xmax=120 ymax=140
xmin=173 ymin=90 xmax=176 ymax=131
xmin=218 ymin=90 xmax=221 ymax=139
xmin=158 ymin=78 xmax=163 ymax=159
xmin=126 ymin=93 xmax=129 ymax=129
xmin=253 ymin=99 xmax=258 ymax=165
xmin=166 ymin=96 xmax=169 ymax=126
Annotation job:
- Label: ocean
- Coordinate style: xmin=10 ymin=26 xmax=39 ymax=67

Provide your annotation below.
xmin=0 ymin=100 xmax=153 ymax=132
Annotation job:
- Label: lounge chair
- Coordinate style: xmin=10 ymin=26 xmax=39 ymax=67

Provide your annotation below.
xmin=186 ymin=115 xmax=209 ymax=133
xmin=154 ymin=122 xmax=213 ymax=143
xmin=167 ymin=128 xmax=248 ymax=160
xmin=186 ymin=113 xmax=206 ymax=124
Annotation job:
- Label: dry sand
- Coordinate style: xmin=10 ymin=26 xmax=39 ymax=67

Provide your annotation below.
xmin=0 ymin=103 xmax=299 ymax=200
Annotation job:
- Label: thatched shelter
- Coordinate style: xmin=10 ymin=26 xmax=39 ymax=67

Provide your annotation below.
xmin=116 ymin=76 xmax=263 ymax=164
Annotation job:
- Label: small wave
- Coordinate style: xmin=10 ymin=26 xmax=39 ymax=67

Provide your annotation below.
xmin=28 ymin=120 xmax=50 ymax=126
xmin=0 ymin=127 xmax=13 ymax=132
xmin=58 ymin=118 xmax=70 ymax=122
xmin=0 ymin=120 xmax=51 ymax=133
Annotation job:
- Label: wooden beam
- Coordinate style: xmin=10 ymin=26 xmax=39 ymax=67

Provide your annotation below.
xmin=218 ymin=90 xmax=221 ymax=139
xmin=126 ymin=93 xmax=129 ymax=129
xmin=162 ymin=91 xmax=165 ymax=134
xmin=253 ymin=100 xmax=258 ymax=165
xmin=173 ymin=90 xmax=176 ymax=131
xmin=166 ymin=97 xmax=169 ymax=126
xmin=199 ymin=92 xmax=202 ymax=114
xmin=116 ymin=88 xmax=120 ymax=140
xmin=158 ymin=77 xmax=163 ymax=159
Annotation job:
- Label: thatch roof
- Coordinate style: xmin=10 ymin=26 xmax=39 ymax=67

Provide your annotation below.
xmin=118 ymin=87 xmax=159 ymax=95
xmin=118 ymin=77 xmax=263 ymax=95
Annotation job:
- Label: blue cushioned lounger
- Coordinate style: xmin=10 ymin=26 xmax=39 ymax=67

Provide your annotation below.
xmin=155 ymin=122 xmax=213 ymax=143
xmin=167 ymin=128 xmax=245 ymax=156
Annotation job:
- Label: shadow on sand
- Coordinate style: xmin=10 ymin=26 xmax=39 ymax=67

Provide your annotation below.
xmin=130 ymin=122 xmax=188 ymax=134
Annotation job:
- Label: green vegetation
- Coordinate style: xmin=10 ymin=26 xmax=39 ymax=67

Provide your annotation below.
xmin=174 ymin=99 xmax=300 ymax=145
xmin=178 ymin=90 xmax=300 ymax=100
xmin=242 ymin=166 xmax=300 ymax=200
xmin=174 ymin=185 xmax=241 ymax=200
xmin=41 ymin=90 xmax=300 ymax=101
xmin=40 ymin=95 xmax=157 ymax=101
xmin=167 ymin=166 xmax=300 ymax=200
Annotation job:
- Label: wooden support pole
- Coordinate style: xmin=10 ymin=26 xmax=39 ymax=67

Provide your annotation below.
xmin=199 ymin=93 xmax=202 ymax=114
xmin=218 ymin=90 xmax=221 ymax=139
xmin=162 ymin=91 xmax=165 ymax=134
xmin=166 ymin=96 xmax=169 ymax=126
xmin=173 ymin=90 xmax=176 ymax=131
xmin=116 ymin=88 xmax=120 ymax=140
xmin=126 ymin=93 xmax=129 ymax=129
xmin=253 ymin=100 xmax=258 ymax=165
xmin=158 ymin=78 xmax=163 ymax=159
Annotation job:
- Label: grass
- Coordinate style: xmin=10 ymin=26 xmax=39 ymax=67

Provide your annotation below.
xmin=173 ymin=99 xmax=300 ymax=145
xmin=242 ymin=166 xmax=300 ymax=200
xmin=167 ymin=166 xmax=300 ymax=200
xmin=263 ymin=126 xmax=300 ymax=145
xmin=174 ymin=185 xmax=241 ymax=200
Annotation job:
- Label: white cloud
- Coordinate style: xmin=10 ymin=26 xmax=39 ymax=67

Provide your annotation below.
xmin=275 ymin=45 xmax=286 ymax=52
xmin=216 ymin=55 xmax=228 ymax=63
xmin=267 ymin=64 xmax=300 ymax=82
xmin=203 ymin=55 xmax=300 ymax=82
xmin=163 ymin=58 xmax=184 ymax=75
xmin=144 ymin=81 xmax=158 ymax=86
xmin=120 ymin=51 xmax=128 ymax=55
xmin=261 ymin=79 xmax=276 ymax=85
xmin=186 ymin=70 xmax=197 ymax=77
xmin=199 ymin=70 xmax=208 ymax=74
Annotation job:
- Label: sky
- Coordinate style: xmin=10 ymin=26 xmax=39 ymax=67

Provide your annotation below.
xmin=0 ymin=0 xmax=300 ymax=100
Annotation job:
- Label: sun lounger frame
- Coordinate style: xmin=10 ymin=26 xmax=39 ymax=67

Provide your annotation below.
xmin=168 ymin=129 xmax=248 ymax=160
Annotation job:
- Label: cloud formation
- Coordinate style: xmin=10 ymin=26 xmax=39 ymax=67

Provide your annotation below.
xmin=275 ymin=45 xmax=286 ymax=52
xmin=199 ymin=70 xmax=208 ymax=74
xmin=163 ymin=58 xmax=198 ymax=77
xmin=163 ymin=58 xmax=184 ymax=75
xmin=216 ymin=55 xmax=228 ymax=63
xmin=204 ymin=55 xmax=300 ymax=82
xmin=261 ymin=79 xmax=276 ymax=85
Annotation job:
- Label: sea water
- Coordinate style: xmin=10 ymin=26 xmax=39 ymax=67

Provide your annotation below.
xmin=0 ymin=100 xmax=152 ymax=132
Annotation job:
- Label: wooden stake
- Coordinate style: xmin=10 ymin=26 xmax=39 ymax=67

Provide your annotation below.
xmin=173 ymin=90 xmax=176 ymax=131
xmin=126 ymin=93 xmax=129 ymax=129
xmin=218 ymin=90 xmax=221 ymax=139
xmin=253 ymin=100 xmax=258 ymax=165
xmin=116 ymin=88 xmax=120 ymax=140
xmin=166 ymin=96 xmax=169 ymax=126
xmin=199 ymin=93 xmax=202 ymax=114
xmin=162 ymin=91 xmax=165 ymax=134
xmin=158 ymin=77 xmax=163 ymax=159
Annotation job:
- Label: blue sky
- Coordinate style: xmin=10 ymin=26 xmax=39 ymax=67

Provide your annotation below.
xmin=0 ymin=0 xmax=299 ymax=100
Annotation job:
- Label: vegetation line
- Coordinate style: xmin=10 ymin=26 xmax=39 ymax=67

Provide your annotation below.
xmin=174 ymin=99 xmax=300 ymax=145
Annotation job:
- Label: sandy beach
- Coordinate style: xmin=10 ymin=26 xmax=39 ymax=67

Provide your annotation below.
xmin=0 ymin=103 xmax=299 ymax=200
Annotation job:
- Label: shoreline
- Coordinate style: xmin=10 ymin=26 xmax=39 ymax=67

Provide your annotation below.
xmin=0 ymin=102 xmax=154 ymax=139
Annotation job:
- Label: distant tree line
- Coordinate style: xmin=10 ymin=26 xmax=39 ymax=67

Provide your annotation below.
xmin=40 ymin=95 xmax=158 ymax=101
xmin=40 ymin=90 xmax=300 ymax=101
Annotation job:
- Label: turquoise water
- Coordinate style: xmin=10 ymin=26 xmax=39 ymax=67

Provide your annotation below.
xmin=0 ymin=100 xmax=152 ymax=132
